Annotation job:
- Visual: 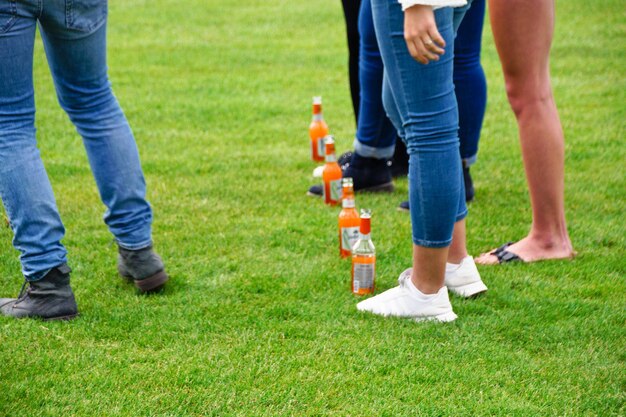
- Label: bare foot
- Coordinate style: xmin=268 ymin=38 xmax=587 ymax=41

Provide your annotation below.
xmin=475 ymin=235 xmax=576 ymax=265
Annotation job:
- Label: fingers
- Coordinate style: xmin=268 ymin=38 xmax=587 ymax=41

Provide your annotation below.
xmin=403 ymin=6 xmax=446 ymax=65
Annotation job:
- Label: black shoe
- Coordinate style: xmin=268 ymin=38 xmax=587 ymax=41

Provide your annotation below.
xmin=390 ymin=138 xmax=409 ymax=178
xmin=463 ymin=166 xmax=475 ymax=203
xmin=307 ymin=152 xmax=394 ymax=197
xmin=397 ymin=200 xmax=410 ymax=212
xmin=0 ymin=264 xmax=78 ymax=321
xmin=118 ymin=245 xmax=169 ymax=293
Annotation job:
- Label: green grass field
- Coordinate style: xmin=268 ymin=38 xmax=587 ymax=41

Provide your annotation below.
xmin=1 ymin=1 xmax=624 ymax=415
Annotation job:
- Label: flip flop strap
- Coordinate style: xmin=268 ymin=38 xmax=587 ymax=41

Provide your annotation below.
xmin=497 ymin=249 xmax=521 ymax=263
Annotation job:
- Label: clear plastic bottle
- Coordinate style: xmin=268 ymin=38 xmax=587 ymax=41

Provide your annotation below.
xmin=338 ymin=178 xmax=360 ymax=258
xmin=309 ymin=96 xmax=329 ymax=162
xmin=322 ymin=136 xmax=342 ymax=206
xmin=351 ymin=209 xmax=375 ymax=295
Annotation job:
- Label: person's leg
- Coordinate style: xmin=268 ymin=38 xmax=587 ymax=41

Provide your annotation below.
xmin=353 ymin=0 xmax=397 ymax=160
xmin=0 ymin=3 xmax=68 ymax=281
xmin=40 ymin=11 xmax=152 ymax=251
xmin=0 ymin=3 xmax=77 ymax=320
xmin=356 ymin=3 xmax=474 ymax=321
xmin=38 ymin=4 xmax=167 ymax=291
xmin=453 ymin=0 xmax=486 ymax=202
xmin=476 ymin=0 xmax=574 ymax=264
xmin=341 ymin=0 xmax=362 ymax=123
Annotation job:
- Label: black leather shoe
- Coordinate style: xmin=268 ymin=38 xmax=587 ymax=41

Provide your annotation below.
xmin=307 ymin=152 xmax=394 ymax=197
xmin=118 ymin=245 xmax=169 ymax=293
xmin=0 ymin=264 xmax=78 ymax=321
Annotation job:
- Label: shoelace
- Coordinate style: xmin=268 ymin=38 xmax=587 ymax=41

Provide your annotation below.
xmin=15 ymin=279 xmax=31 ymax=304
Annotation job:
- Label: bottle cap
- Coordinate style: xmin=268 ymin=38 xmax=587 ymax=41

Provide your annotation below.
xmin=312 ymin=96 xmax=322 ymax=105
xmin=360 ymin=209 xmax=371 ymax=234
xmin=324 ymin=136 xmax=335 ymax=155
xmin=342 ymin=177 xmax=354 ymax=188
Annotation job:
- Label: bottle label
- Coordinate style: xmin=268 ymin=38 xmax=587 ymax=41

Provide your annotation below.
xmin=317 ymin=136 xmax=325 ymax=158
xmin=330 ymin=179 xmax=342 ymax=201
xmin=353 ymin=263 xmax=375 ymax=293
xmin=341 ymin=227 xmax=360 ymax=251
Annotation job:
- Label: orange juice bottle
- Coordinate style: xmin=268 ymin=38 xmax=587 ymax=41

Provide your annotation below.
xmin=322 ymin=136 xmax=342 ymax=205
xmin=351 ymin=209 xmax=375 ymax=295
xmin=309 ymin=96 xmax=329 ymax=162
xmin=338 ymin=177 xmax=360 ymax=258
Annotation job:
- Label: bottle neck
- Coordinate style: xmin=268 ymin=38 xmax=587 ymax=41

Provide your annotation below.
xmin=325 ymin=153 xmax=336 ymax=163
xmin=342 ymin=197 xmax=355 ymax=208
xmin=312 ymin=113 xmax=323 ymax=121
xmin=359 ymin=233 xmax=371 ymax=240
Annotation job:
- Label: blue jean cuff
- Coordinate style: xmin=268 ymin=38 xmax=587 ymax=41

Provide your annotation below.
xmin=412 ymin=237 xmax=453 ymax=248
xmin=456 ymin=209 xmax=468 ymax=222
xmin=353 ymin=139 xmax=395 ymax=160
xmin=116 ymin=239 xmax=153 ymax=251
xmin=462 ymin=154 xmax=477 ymax=167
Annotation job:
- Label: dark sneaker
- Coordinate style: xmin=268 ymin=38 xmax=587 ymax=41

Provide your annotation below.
xmin=118 ymin=245 xmax=169 ymax=293
xmin=308 ymin=152 xmax=394 ymax=197
xmin=390 ymin=138 xmax=409 ymax=178
xmin=397 ymin=200 xmax=410 ymax=212
xmin=463 ymin=166 xmax=475 ymax=203
xmin=337 ymin=151 xmax=353 ymax=170
xmin=0 ymin=264 xmax=78 ymax=321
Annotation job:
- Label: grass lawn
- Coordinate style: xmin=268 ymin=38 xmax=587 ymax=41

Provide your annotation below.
xmin=0 ymin=0 xmax=624 ymax=415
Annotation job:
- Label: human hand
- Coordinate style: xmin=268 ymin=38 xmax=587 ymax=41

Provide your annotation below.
xmin=403 ymin=5 xmax=445 ymax=64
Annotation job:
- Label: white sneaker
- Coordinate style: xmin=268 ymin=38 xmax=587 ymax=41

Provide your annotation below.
xmin=445 ymin=256 xmax=487 ymax=298
xmin=356 ymin=269 xmax=457 ymax=322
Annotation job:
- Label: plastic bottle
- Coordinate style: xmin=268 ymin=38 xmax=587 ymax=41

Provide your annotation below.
xmin=322 ymin=136 xmax=342 ymax=205
xmin=351 ymin=209 xmax=375 ymax=295
xmin=338 ymin=178 xmax=360 ymax=258
xmin=309 ymin=96 xmax=329 ymax=162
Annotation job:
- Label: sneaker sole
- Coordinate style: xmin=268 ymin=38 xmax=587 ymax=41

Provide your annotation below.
xmin=447 ymin=281 xmax=488 ymax=299
xmin=134 ymin=270 xmax=169 ymax=293
xmin=414 ymin=311 xmax=458 ymax=323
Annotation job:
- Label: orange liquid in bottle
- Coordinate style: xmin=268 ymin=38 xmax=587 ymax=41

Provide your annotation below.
xmin=309 ymin=97 xmax=328 ymax=162
xmin=351 ymin=210 xmax=375 ymax=295
xmin=339 ymin=178 xmax=360 ymax=258
xmin=322 ymin=137 xmax=342 ymax=206
xmin=351 ymin=255 xmax=376 ymax=295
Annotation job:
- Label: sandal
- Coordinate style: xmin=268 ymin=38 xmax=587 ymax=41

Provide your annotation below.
xmin=490 ymin=242 xmax=523 ymax=264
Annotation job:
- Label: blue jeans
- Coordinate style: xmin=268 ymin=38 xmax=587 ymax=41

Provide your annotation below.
xmin=0 ymin=1 xmax=153 ymax=281
xmin=354 ymin=0 xmax=397 ymax=160
xmin=454 ymin=0 xmax=486 ymax=165
xmin=354 ymin=0 xmax=485 ymax=164
xmin=372 ymin=1 xmax=470 ymax=247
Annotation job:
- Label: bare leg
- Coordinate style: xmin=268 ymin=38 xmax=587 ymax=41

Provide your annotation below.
xmin=412 ymin=245 xmax=448 ymax=294
xmin=448 ymin=219 xmax=468 ymax=264
xmin=476 ymin=0 xmax=574 ymax=264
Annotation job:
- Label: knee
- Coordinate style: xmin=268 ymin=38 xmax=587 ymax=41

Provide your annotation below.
xmin=504 ymin=75 xmax=553 ymax=117
xmin=56 ymin=78 xmax=117 ymax=118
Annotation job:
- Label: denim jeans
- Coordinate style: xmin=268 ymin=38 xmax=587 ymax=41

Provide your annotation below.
xmin=0 ymin=0 xmax=153 ymax=280
xmin=372 ymin=1 xmax=471 ymax=247
xmin=454 ymin=0 xmax=486 ymax=166
xmin=354 ymin=0 xmax=397 ymax=160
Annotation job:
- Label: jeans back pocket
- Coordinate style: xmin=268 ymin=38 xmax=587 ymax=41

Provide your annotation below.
xmin=66 ymin=0 xmax=107 ymax=32
xmin=0 ymin=0 xmax=17 ymax=34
